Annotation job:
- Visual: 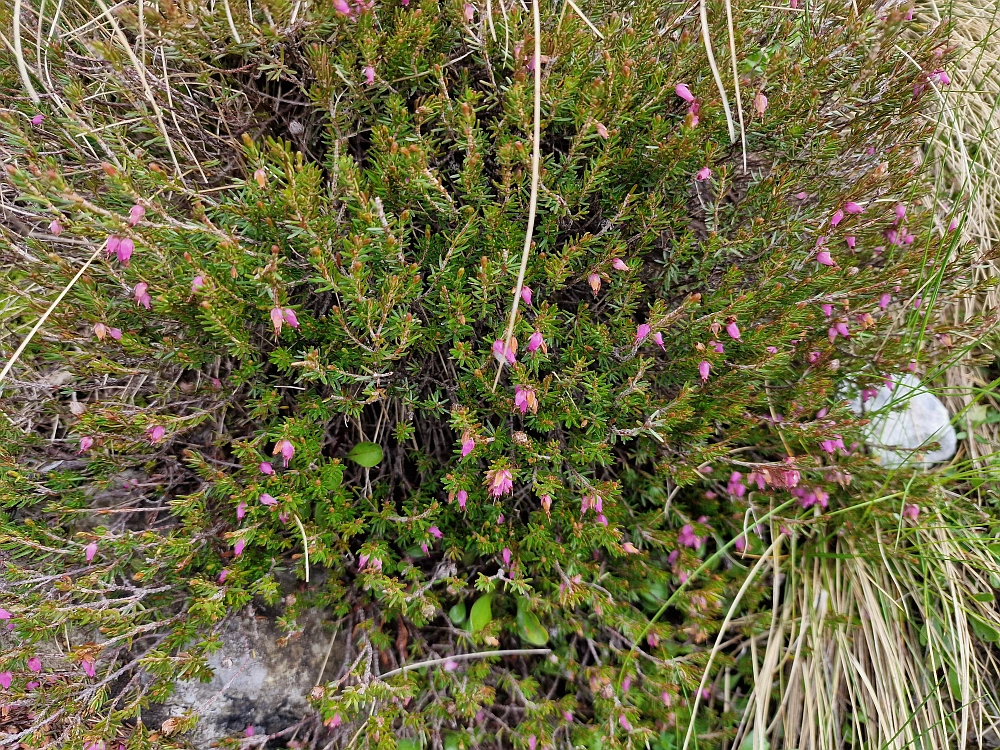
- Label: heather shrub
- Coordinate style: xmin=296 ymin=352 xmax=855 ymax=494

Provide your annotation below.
xmin=1 ymin=0 xmax=999 ymax=747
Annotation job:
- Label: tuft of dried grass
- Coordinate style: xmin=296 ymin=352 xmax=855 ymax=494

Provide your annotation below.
xmin=914 ymin=0 xmax=1000 ymax=464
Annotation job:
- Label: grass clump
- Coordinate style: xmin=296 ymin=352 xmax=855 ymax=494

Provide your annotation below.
xmin=1 ymin=0 xmax=999 ymax=748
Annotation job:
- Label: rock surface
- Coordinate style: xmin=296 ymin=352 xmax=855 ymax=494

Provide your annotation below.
xmin=144 ymin=607 xmax=339 ymax=747
xmin=849 ymin=373 xmax=957 ymax=468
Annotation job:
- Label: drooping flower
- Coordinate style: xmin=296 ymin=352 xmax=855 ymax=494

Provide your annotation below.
xmin=845 ymin=201 xmax=864 ymax=214
xmin=528 ymin=736 xmax=537 ymax=750
xmin=134 ymin=282 xmax=151 ymax=309
xmin=895 ymin=203 xmax=906 ymax=221
xmin=457 ymin=489 xmax=468 ymax=509
xmin=696 ymin=166 xmax=711 ymax=181
xmin=128 ymin=205 xmax=145 ymax=226
xmin=595 ymin=122 xmax=610 ymax=139
xmin=245 ymin=726 xmax=255 ymax=737
xmin=234 ymin=539 xmax=246 ymax=556
xmin=845 ymin=236 xmax=856 ymax=249
xmin=635 ymin=323 xmax=651 ymax=344
xmin=463 ymin=2 xmax=474 ymax=20
xmin=678 ymin=524 xmax=702 ymax=549
xmin=502 ymin=547 xmax=511 ymax=566
xmin=754 ymin=91 xmax=768 ymax=115
xmin=85 ymin=541 xmax=98 ymax=563
xmin=949 ymin=218 xmax=959 ymax=231
xmin=146 ymin=424 xmax=165 ymax=443
xmin=675 ymin=83 xmax=695 ymax=103
xmin=619 ymin=715 xmax=631 ymax=731
xmin=540 ymin=494 xmax=552 ymax=514
xmin=903 ymin=504 xmax=920 ymax=521
xmin=492 ymin=338 xmax=517 ymax=365
xmin=191 ymin=275 xmax=205 ymax=293
xmin=622 ymin=542 xmax=640 ymax=554
xmin=79 ymin=436 xmax=95 ymax=453
xmin=218 ymin=569 xmax=229 ymax=583
xmin=117 ymin=238 xmax=134 ymax=264
xmin=652 ymin=332 xmax=665 ymax=350
xmin=709 ymin=340 xmax=724 ymax=353
xmin=270 ymin=307 xmax=284 ymax=335
xmin=612 ymin=257 xmax=628 ymax=271
xmin=260 ymin=493 xmax=277 ymax=506
xmin=274 ymin=439 xmax=295 ymax=467
xmin=109 ymin=328 xmax=122 ymax=340
xmin=0 ymin=672 xmax=11 ymax=689
xmin=106 ymin=235 xmax=120 ymax=257
xmin=363 ymin=65 xmax=375 ymax=85
xmin=282 ymin=308 xmax=299 ymax=329
xmin=514 ymin=384 xmax=538 ymax=415
xmin=727 ymin=471 xmax=746 ymax=497
xmin=82 ymin=659 xmax=96 ymax=678
xmin=816 ymin=250 xmax=835 ymax=266
xmin=236 ymin=501 xmax=247 ymax=520
xmin=766 ymin=346 xmax=778 ymax=354
xmin=31 ymin=113 xmax=45 ymax=126
xmin=588 ymin=273 xmax=601 ymax=296
xmin=527 ymin=330 xmax=545 ymax=354
xmin=931 ymin=68 xmax=951 ymax=85
xmin=698 ymin=360 xmax=711 ymax=382
xmin=28 ymin=657 xmax=42 ymax=673
xmin=830 ymin=209 xmax=844 ymax=227
xmin=456 ymin=432 xmax=475 ymax=459
xmin=259 ymin=462 xmax=274 ymax=475
xmin=520 ymin=286 xmax=533 ymax=306
xmin=94 ymin=322 xmax=109 ymax=341
xmin=333 ymin=0 xmax=351 ymax=13
xmin=486 ymin=467 xmax=513 ymax=497
xmin=429 ymin=526 xmax=443 ymax=539
xmin=726 ymin=321 xmax=741 ymax=340
xmin=879 ymin=292 xmax=891 ymax=310
xmin=49 ymin=219 xmax=63 ymax=236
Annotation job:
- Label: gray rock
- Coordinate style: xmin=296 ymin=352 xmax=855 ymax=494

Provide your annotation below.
xmin=145 ymin=607 xmax=340 ymax=747
xmin=848 ymin=374 xmax=957 ymax=469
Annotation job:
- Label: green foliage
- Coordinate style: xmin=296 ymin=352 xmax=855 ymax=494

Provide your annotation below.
xmin=0 ymin=0 xmax=996 ymax=747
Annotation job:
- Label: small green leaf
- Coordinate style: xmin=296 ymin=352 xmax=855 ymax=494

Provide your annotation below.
xmin=515 ymin=597 xmax=548 ymax=645
xmin=443 ymin=732 xmax=462 ymax=750
xmin=517 ymin=610 xmax=548 ymax=646
xmin=470 ymin=594 xmax=492 ymax=632
xmin=972 ymin=592 xmax=995 ymax=603
xmin=397 ymin=740 xmax=420 ymax=750
xmin=449 ymin=601 xmax=467 ymax=625
xmin=347 ymin=441 xmax=383 ymax=467
xmin=970 ymin=613 xmax=1000 ymax=642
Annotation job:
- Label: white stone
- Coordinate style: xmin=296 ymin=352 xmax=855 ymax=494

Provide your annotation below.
xmin=848 ymin=374 xmax=957 ymax=469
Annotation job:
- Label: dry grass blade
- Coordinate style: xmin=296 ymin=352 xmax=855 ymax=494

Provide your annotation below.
xmin=565 ymin=0 xmax=604 ymax=39
xmin=90 ymin=0 xmax=182 ymax=177
xmin=0 ymin=245 xmax=103 ymax=388
xmin=682 ymin=536 xmax=782 ymax=750
xmin=493 ymin=0 xmax=541 ymax=389
xmin=723 ymin=0 xmax=746 ymax=169
xmin=13 ymin=0 xmax=42 ymax=104
xmin=699 ymin=0 xmax=736 ymax=144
